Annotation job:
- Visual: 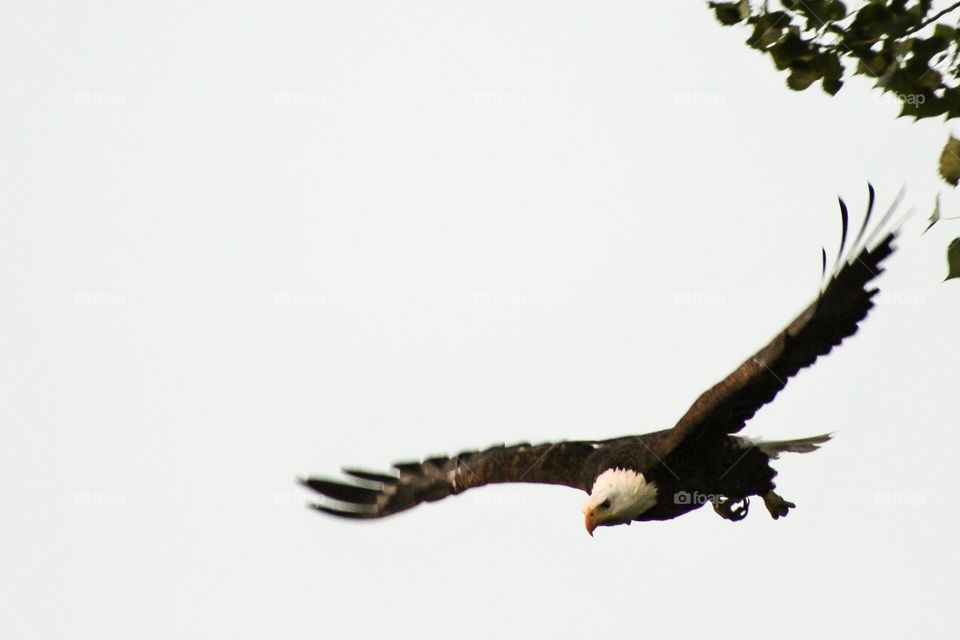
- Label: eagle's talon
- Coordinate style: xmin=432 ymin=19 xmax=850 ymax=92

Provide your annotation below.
xmin=713 ymin=496 xmax=750 ymax=522
xmin=763 ymin=491 xmax=796 ymax=519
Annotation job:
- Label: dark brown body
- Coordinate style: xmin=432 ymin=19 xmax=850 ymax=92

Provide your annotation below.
xmin=578 ymin=430 xmax=777 ymax=521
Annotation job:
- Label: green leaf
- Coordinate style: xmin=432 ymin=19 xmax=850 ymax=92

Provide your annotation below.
xmin=856 ymin=51 xmax=891 ymax=78
xmin=847 ymin=3 xmax=895 ymax=41
xmin=946 ymin=238 xmax=960 ymax=281
xmin=912 ymin=33 xmax=951 ymax=65
xmin=934 ymin=23 xmax=957 ymax=41
xmin=825 ymin=0 xmax=848 ymax=22
xmin=822 ymin=76 xmax=843 ymax=95
xmin=794 ymin=0 xmax=847 ymax=27
xmin=701 ymin=0 xmax=960 ymax=193
xmin=944 ymin=87 xmax=960 ymax=119
xmin=786 ymin=61 xmax=823 ymax=90
xmin=711 ymin=2 xmax=747 ymax=26
xmin=770 ymin=30 xmax=815 ymax=69
xmin=939 ymin=136 xmax=960 ymax=187
xmin=747 ymin=12 xmax=789 ymax=50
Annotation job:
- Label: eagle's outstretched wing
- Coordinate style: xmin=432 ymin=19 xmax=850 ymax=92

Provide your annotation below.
xmin=655 ymin=186 xmax=904 ymax=459
xmin=301 ymin=440 xmax=598 ymax=519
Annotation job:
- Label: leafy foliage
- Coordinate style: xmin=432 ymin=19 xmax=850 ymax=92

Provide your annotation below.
xmin=708 ymin=1 xmax=960 ymax=266
xmin=946 ymin=237 xmax=960 ymax=279
xmin=939 ymin=135 xmax=960 ymax=185
xmin=708 ymin=1 xmax=960 ymax=162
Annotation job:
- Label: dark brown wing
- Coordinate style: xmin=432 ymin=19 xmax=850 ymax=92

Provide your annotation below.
xmin=301 ymin=440 xmax=599 ymax=519
xmin=654 ymin=186 xmax=903 ymax=459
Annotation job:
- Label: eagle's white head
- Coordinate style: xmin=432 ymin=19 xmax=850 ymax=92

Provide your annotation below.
xmin=582 ymin=468 xmax=658 ymax=536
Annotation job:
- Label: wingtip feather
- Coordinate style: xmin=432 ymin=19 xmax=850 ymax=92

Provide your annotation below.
xmin=835 ymin=196 xmax=850 ymax=271
xmin=308 ymin=502 xmax=379 ymax=519
xmin=301 ymin=476 xmax=381 ymax=505
xmin=342 ymin=468 xmax=398 ymax=484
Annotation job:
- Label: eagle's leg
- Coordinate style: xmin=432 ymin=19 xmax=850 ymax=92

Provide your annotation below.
xmin=762 ymin=491 xmax=796 ymax=519
xmin=712 ymin=496 xmax=749 ymax=522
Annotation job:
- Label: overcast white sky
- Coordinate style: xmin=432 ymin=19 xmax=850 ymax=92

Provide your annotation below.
xmin=3 ymin=2 xmax=960 ymax=638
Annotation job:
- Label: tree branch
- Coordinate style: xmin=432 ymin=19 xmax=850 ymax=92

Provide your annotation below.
xmin=906 ymin=0 xmax=960 ymax=38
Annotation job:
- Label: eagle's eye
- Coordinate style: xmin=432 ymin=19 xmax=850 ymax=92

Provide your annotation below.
xmin=598 ymin=499 xmax=611 ymax=510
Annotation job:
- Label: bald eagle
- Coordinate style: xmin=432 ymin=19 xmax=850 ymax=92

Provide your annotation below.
xmin=302 ymin=187 xmax=904 ymax=535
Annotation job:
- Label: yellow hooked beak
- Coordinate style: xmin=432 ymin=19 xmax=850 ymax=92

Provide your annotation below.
xmin=584 ymin=509 xmax=597 ymax=537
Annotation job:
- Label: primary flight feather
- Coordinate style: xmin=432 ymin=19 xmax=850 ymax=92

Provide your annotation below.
xmin=302 ymin=186 xmax=903 ymax=535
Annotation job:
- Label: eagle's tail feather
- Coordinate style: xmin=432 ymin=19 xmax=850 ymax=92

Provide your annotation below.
xmin=754 ymin=433 xmax=832 ymax=459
